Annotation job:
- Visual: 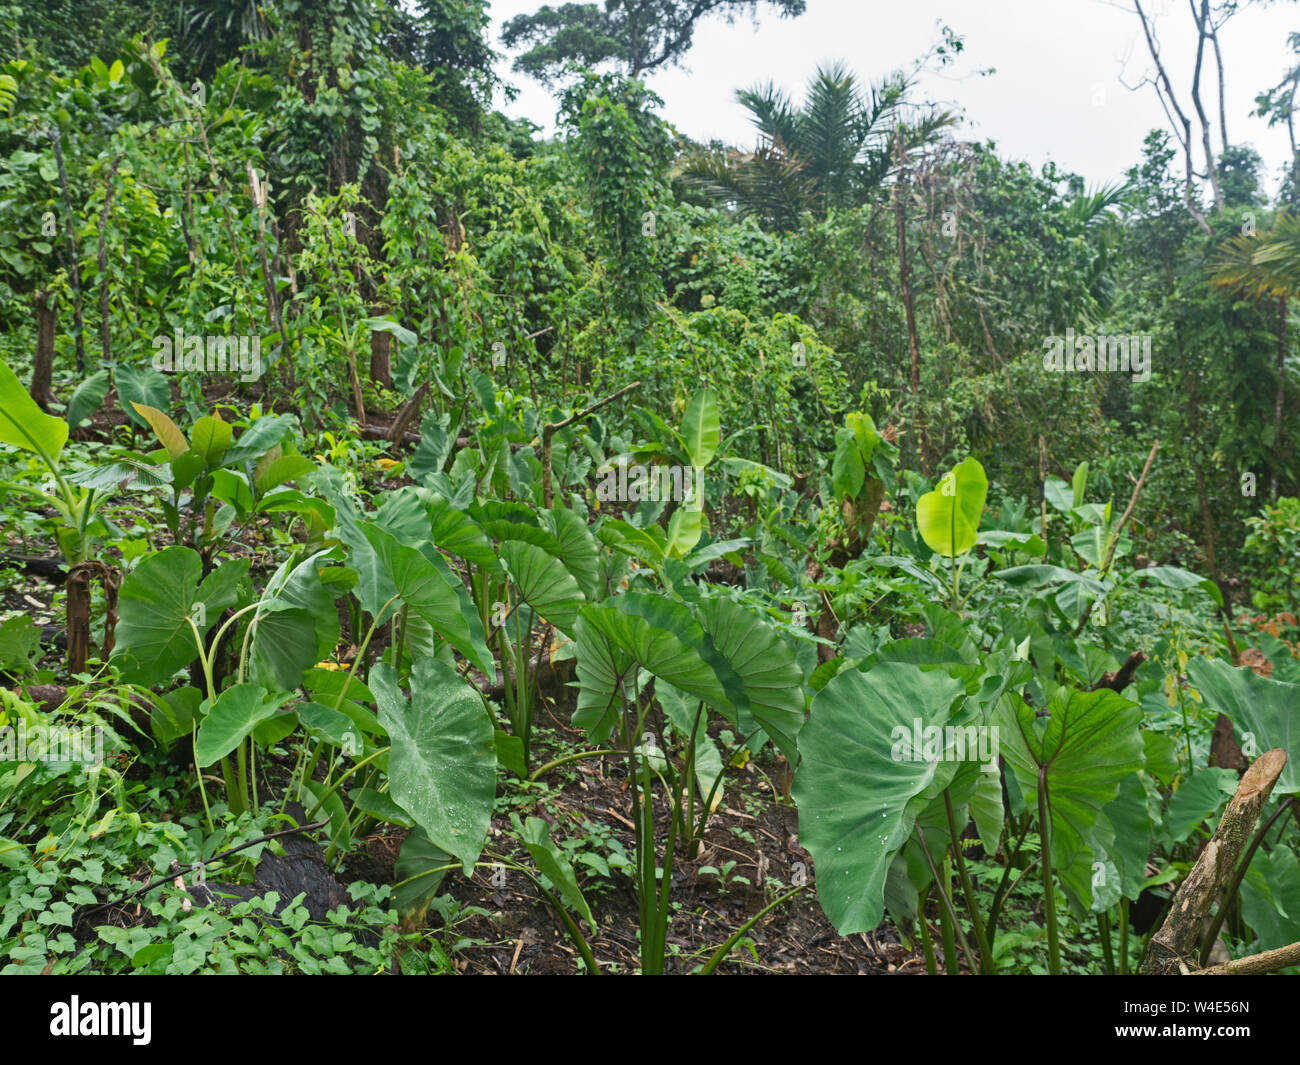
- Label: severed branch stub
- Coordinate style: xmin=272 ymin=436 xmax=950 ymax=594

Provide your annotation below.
xmin=1141 ymin=747 xmax=1288 ymax=974
xmin=539 ymin=380 xmax=639 ymax=509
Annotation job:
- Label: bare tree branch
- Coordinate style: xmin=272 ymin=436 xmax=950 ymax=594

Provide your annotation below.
xmin=1132 ymin=0 xmax=1213 ymax=233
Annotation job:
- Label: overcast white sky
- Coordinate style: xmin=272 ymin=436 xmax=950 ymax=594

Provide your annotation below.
xmin=485 ymin=0 xmax=1299 ymax=195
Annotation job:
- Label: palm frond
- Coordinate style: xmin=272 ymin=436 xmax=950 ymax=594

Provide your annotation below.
xmin=1210 ymin=209 xmax=1300 ymax=299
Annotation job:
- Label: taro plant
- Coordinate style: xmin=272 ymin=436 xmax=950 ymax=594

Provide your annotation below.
xmin=572 ymin=589 xmax=806 ymax=973
xmin=603 ymin=387 xmax=723 ymax=559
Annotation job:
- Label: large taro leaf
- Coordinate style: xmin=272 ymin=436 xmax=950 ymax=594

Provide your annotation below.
xmin=546 ymin=505 xmax=602 ymax=600
xmin=573 ymin=596 xmax=738 ymax=745
xmin=1187 ymin=656 xmax=1300 ymax=795
xmin=361 ymin=523 xmax=493 ymax=674
xmin=66 ymin=368 xmax=110 ymax=431
xmin=792 ymin=663 xmax=967 ymax=935
xmin=995 ymin=687 xmax=1145 ymax=909
xmin=248 ymin=550 xmax=339 ymax=690
xmin=499 ymin=539 xmax=585 ymax=637
xmin=1165 ymin=767 xmax=1237 ymax=842
xmin=112 ymin=548 xmax=250 ymax=685
xmin=916 ymin=456 xmax=987 ymax=559
xmin=1240 ymin=844 xmax=1300 ymax=950
xmin=425 ymin=492 xmax=496 ymax=568
xmin=193 ymin=684 xmax=293 ymax=767
xmin=0 ymin=356 xmax=67 ymax=462
xmin=694 ymin=596 xmax=804 ymax=761
xmin=114 ymin=364 xmax=171 ymax=430
xmin=372 ymin=659 xmax=495 ymax=876
xmin=1102 ymin=773 xmax=1155 ymax=903
xmin=324 ymin=492 xmax=404 ymax=617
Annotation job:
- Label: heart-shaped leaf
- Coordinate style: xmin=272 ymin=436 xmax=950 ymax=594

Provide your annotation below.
xmin=917 ymin=456 xmax=987 ymax=559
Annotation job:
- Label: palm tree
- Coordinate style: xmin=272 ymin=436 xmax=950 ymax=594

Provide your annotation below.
xmin=676 ymin=62 xmax=950 ymax=229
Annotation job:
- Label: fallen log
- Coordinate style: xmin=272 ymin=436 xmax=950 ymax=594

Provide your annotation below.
xmin=1141 ymin=747 xmax=1288 ymax=974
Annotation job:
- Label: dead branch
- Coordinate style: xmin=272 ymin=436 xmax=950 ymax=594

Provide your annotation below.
xmin=1141 ymin=747 xmax=1288 ymax=974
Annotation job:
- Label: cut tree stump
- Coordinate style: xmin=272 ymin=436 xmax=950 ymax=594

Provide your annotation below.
xmin=1141 ymin=747 xmax=1289 ymax=974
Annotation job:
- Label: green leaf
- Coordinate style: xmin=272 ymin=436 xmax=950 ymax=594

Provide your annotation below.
xmin=1071 ymin=462 xmax=1089 ymax=509
xmin=351 ymin=787 xmax=413 ymax=827
xmin=1240 ymin=845 xmax=1300 ymax=951
xmin=225 ymin=414 xmax=294 ymax=466
xmin=494 ymin=730 xmax=528 ymax=778
xmin=665 ymin=500 xmax=704 ymax=558
xmin=112 ymin=549 xmax=250 ymax=684
xmin=114 ymin=365 xmax=171 ymax=430
xmin=681 ymin=388 xmax=720 ymax=467
xmin=1187 ymin=657 xmax=1300 ymax=795
xmin=66 ymin=457 xmax=171 ymax=492
xmin=293 ymin=701 xmax=355 ymax=747
xmin=194 ymin=685 xmax=292 ymax=766
xmin=916 ymin=457 xmax=987 ymax=559
xmin=425 ymin=494 xmax=495 ymax=567
xmin=1043 ymin=477 xmax=1074 ymax=515
xmin=0 ymin=356 xmax=67 ymax=463
xmin=978 ymin=530 xmax=1046 ymax=556
xmin=189 ymin=414 xmax=233 ymax=467
xmin=1129 ymin=566 xmax=1223 ymax=607
xmin=66 ymin=369 xmax=110 ymax=430
xmin=694 ymin=596 xmax=804 ymax=761
xmin=996 ymin=687 xmax=1145 ymax=908
xmin=499 ymin=540 xmax=585 ymax=637
xmin=547 ymin=505 xmax=602 ymax=600
xmin=573 ymin=597 xmax=735 ymax=744
xmin=791 ymin=662 xmax=967 ymax=935
xmin=247 ymin=550 xmax=339 ymax=689
xmin=514 ymin=814 xmax=597 ymax=934
xmin=360 ymin=523 xmax=494 ymax=674
xmin=0 ymin=615 xmax=41 ymax=674
xmin=831 ymin=426 xmax=865 ymax=501
xmin=372 ymin=659 xmax=496 ymax=875
xmin=1165 ymin=767 xmax=1236 ymax=842
xmin=253 ymin=446 xmax=315 ymax=494
xmin=394 ymin=827 xmax=454 ymax=922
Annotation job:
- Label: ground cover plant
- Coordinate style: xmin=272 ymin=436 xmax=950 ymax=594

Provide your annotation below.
xmin=1 ymin=0 xmax=1300 ymax=980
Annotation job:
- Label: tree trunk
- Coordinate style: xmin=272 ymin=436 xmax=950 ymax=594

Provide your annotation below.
xmin=30 ymin=289 xmax=57 ymax=410
xmin=369 ymin=306 xmax=392 ymax=389
xmin=1271 ymin=296 xmax=1287 ymax=501
xmin=893 ymin=131 xmax=927 ymax=473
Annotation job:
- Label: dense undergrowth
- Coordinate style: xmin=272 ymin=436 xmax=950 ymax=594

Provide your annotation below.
xmin=1 ymin=1 xmax=1299 ymax=976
